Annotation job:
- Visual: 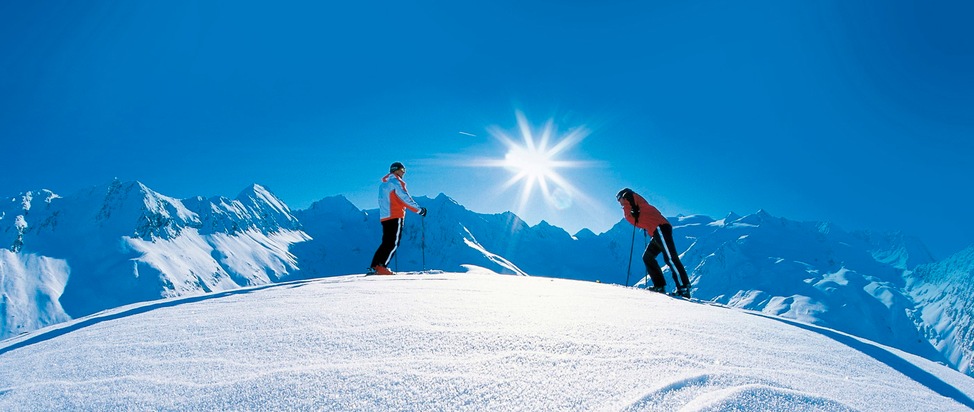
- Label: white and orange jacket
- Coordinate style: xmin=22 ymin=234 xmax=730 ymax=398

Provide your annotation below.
xmin=377 ymin=172 xmax=422 ymax=221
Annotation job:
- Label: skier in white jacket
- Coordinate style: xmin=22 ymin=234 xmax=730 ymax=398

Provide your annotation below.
xmin=369 ymin=162 xmax=427 ymax=275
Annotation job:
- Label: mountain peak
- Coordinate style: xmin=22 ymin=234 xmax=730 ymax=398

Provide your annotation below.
xmin=88 ymin=179 xmax=200 ymax=240
xmin=533 ymin=220 xmax=571 ymax=239
xmin=236 ymin=184 xmax=291 ymax=213
xmin=5 ymin=189 xmax=60 ymax=214
xmin=733 ymin=209 xmax=776 ymax=226
xmin=308 ymin=194 xmax=353 ymax=209
xmin=574 ymin=228 xmax=597 ymax=239
xmin=109 ymin=178 xmax=154 ymax=194
xmin=237 ymin=183 xmax=280 ymax=204
xmin=674 ymin=214 xmax=718 ymax=226
xmin=303 ymin=195 xmax=361 ymax=218
xmin=430 ymin=193 xmax=463 ymax=209
xmin=229 ymin=184 xmax=299 ymax=232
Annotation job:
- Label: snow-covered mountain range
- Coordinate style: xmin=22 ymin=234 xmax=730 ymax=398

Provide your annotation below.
xmin=2 ymin=180 xmax=973 ymax=379
xmin=0 ymin=180 xmax=308 ymax=338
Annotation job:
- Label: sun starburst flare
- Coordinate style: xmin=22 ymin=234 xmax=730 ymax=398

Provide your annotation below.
xmin=473 ymin=111 xmax=596 ymax=213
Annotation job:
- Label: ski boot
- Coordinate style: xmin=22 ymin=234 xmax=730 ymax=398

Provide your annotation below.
xmin=648 ymin=285 xmax=666 ymax=294
xmin=371 ymin=265 xmax=395 ymax=275
xmin=675 ymin=286 xmax=691 ymax=299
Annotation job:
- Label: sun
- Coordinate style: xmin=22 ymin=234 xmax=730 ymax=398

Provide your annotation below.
xmin=480 ymin=111 xmax=592 ymax=212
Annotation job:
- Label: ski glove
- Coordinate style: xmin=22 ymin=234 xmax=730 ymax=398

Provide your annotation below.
xmin=630 ymin=206 xmax=640 ymax=222
xmin=418 ymin=207 xmax=428 ymax=217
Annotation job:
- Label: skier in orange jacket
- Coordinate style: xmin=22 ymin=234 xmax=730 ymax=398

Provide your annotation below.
xmin=616 ymin=188 xmax=691 ymax=297
xmin=369 ymin=162 xmax=427 ymax=275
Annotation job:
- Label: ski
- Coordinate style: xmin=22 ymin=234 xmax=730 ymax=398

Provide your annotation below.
xmin=400 ymin=270 xmax=445 ymax=275
xmin=657 ymin=291 xmax=728 ymax=309
xmin=363 ymin=269 xmax=445 ymax=277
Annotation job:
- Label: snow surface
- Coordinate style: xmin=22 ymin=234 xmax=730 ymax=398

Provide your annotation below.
xmin=2 ymin=272 xmax=973 ymax=411
xmin=0 ymin=250 xmax=70 ymax=337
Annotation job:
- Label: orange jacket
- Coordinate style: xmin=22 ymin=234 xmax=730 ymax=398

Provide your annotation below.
xmin=378 ymin=173 xmax=421 ymax=221
xmin=618 ymin=191 xmax=669 ymax=232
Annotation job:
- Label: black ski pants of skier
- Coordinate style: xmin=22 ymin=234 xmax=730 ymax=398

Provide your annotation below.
xmin=371 ymin=218 xmax=404 ymax=268
xmin=644 ymin=223 xmax=691 ymax=289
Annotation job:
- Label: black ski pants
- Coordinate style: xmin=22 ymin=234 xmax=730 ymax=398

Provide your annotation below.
xmin=644 ymin=223 xmax=691 ymax=289
xmin=371 ymin=218 xmax=404 ymax=268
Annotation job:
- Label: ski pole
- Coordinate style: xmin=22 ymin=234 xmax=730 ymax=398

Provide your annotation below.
xmin=421 ymin=215 xmax=426 ymax=272
xmin=644 ymin=230 xmax=649 ymax=287
xmin=625 ymin=224 xmax=636 ymax=287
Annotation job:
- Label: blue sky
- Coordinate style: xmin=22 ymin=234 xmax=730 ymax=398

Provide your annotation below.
xmin=1 ymin=1 xmax=972 ymax=258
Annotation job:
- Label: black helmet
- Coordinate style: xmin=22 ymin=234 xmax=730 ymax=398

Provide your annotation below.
xmin=390 ymin=162 xmax=405 ymax=173
xmin=616 ymin=188 xmax=633 ymax=201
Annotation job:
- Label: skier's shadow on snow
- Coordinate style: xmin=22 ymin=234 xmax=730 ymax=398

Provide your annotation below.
xmin=0 ymin=279 xmax=322 ymax=357
xmin=752 ymin=313 xmax=974 ymax=409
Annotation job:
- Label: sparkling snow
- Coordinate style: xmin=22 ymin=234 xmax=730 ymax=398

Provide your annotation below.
xmin=2 ymin=273 xmax=973 ymax=411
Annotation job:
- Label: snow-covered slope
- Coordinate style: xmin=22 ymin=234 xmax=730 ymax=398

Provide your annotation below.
xmin=908 ymin=246 xmax=974 ymax=376
xmin=667 ymin=211 xmax=942 ymax=365
xmin=1 ymin=273 xmax=972 ymax=411
xmin=0 ymin=250 xmax=70 ymax=337
xmin=0 ymin=180 xmax=309 ymax=339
